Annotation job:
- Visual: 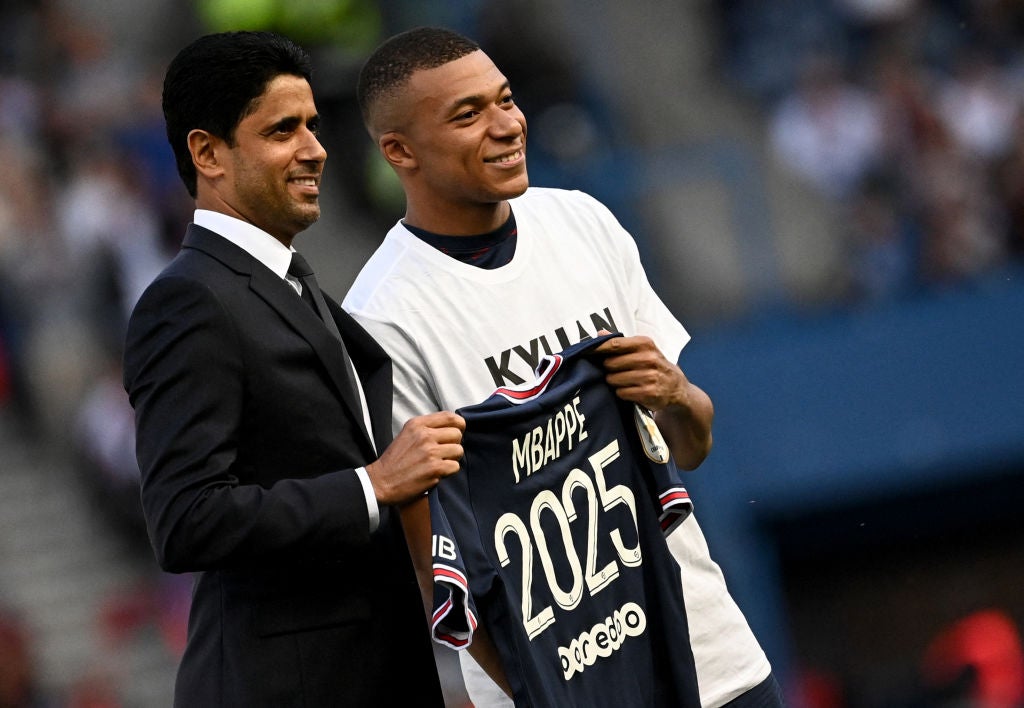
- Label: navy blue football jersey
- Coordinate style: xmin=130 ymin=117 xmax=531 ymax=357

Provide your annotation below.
xmin=429 ymin=334 xmax=701 ymax=707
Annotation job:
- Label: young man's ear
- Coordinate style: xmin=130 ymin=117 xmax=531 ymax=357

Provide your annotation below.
xmin=188 ymin=129 xmax=226 ymax=181
xmin=379 ymin=132 xmax=416 ymax=171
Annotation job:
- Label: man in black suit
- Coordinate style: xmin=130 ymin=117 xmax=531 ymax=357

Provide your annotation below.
xmin=123 ymin=31 xmax=463 ymax=707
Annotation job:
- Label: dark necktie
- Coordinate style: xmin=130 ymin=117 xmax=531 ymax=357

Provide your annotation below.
xmin=288 ymin=252 xmax=325 ymax=317
xmin=288 ymin=252 xmax=368 ymax=434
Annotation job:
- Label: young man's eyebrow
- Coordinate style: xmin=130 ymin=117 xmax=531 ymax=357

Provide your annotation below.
xmin=444 ymin=81 xmax=511 ymax=114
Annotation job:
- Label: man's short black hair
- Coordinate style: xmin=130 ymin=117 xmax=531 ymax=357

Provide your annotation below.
xmin=162 ymin=31 xmax=313 ymax=197
xmin=357 ymin=27 xmax=480 ymax=131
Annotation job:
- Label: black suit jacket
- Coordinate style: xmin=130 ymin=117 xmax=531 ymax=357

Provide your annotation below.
xmin=123 ymin=225 xmax=444 ymax=707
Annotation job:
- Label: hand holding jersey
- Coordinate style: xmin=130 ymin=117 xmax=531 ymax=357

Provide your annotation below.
xmin=366 ymin=411 xmax=465 ymax=505
xmin=594 ymin=333 xmax=714 ymax=471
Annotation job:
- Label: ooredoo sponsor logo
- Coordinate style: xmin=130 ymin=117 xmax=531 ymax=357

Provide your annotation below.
xmin=557 ymin=602 xmax=647 ymax=680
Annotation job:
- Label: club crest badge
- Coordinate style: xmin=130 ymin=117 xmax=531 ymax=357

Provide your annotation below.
xmin=633 ymin=405 xmax=670 ymax=464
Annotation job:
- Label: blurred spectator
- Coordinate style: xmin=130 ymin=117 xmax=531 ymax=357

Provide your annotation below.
xmin=55 ymin=143 xmax=171 ymax=352
xmin=914 ymin=141 xmax=1006 ymax=286
xmin=918 ymin=609 xmax=1024 ymax=708
xmin=769 ymin=52 xmax=884 ymax=200
xmin=936 ymin=47 xmax=1019 ymax=163
xmin=738 ymin=0 xmax=1024 ymax=304
xmin=0 ymin=5 xmax=182 ymax=702
xmin=114 ymin=68 xmax=194 ymax=256
xmin=869 ymin=44 xmax=945 ymax=174
xmin=152 ymin=574 xmax=191 ymax=658
xmin=0 ymin=31 xmax=49 ymax=408
xmin=37 ymin=16 xmax=142 ymax=179
xmin=0 ymin=114 xmax=54 ymax=436
xmin=72 ymin=355 xmax=146 ymax=554
xmin=842 ymin=171 xmax=921 ymax=302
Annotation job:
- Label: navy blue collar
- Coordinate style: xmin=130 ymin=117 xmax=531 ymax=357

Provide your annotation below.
xmin=405 ymin=212 xmax=517 ymax=269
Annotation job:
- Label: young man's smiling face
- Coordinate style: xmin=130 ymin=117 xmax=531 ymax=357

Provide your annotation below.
xmin=395 ymin=50 xmax=529 ymax=232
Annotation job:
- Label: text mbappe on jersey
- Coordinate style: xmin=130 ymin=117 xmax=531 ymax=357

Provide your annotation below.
xmin=512 ymin=395 xmax=588 ymax=483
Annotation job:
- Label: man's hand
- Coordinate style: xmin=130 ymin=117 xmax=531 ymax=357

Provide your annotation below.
xmin=366 ymin=411 xmax=465 ymax=505
xmin=594 ymin=334 xmax=714 ymax=470
xmin=594 ymin=334 xmax=690 ymax=412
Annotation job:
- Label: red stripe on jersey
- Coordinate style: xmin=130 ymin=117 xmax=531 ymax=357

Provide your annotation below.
xmin=434 ymin=564 xmax=469 ymax=590
xmin=494 ymin=354 xmax=564 ymax=403
xmin=659 ymin=489 xmax=691 ymax=506
xmin=432 ymin=597 xmax=453 ymax=625
xmin=659 ymin=488 xmax=693 ymax=534
xmin=436 ymin=631 xmax=470 ymax=648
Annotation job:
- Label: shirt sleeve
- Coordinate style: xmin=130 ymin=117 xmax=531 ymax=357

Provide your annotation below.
xmin=353 ymin=467 xmax=380 ymax=532
xmin=427 ymin=488 xmax=478 ymax=650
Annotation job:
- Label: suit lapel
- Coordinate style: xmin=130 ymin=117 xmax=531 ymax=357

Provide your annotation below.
xmin=331 ymin=305 xmax=395 ymax=451
xmin=183 ymin=226 xmax=377 ymax=458
xmin=249 ymin=267 xmax=376 ymax=456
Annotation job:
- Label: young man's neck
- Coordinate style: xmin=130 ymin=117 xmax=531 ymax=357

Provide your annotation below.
xmin=404 ymin=200 xmax=511 ymax=237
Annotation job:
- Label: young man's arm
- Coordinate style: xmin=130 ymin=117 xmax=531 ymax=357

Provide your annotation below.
xmin=467 ymin=624 xmax=514 ymax=698
xmin=594 ymin=334 xmax=714 ymax=470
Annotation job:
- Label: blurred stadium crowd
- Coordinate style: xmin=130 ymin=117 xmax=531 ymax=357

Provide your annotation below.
xmin=722 ymin=0 xmax=1024 ymax=303
xmin=0 ymin=0 xmax=1023 ymax=706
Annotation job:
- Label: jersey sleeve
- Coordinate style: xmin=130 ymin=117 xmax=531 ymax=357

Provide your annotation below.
xmin=656 ymin=481 xmax=694 ymax=537
xmin=427 ymin=489 xmax=478 ymax=650
xmin=629 ymin=403 xmax=694 ymax=537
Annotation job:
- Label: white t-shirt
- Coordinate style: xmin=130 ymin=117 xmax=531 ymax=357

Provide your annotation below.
xmin=344 ymin=187 xmax=771 ymax=707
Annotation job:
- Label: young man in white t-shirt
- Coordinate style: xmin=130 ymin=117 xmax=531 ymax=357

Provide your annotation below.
xmin=344 ymin=26 xmax=783 ymax=708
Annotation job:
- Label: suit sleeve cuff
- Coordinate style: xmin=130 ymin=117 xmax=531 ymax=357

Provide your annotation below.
xmin=354 ymin=467 xmax=380 ymax=532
